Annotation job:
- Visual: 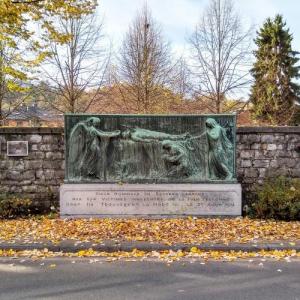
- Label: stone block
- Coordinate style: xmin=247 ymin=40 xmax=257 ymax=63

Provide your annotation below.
xmin=29 ymin=135 xmax=42 ymax=143
xmin=288 ymin=135 xmax=298 ymax=143
xmin=287 ymin=143 xmax=297 ymax=151
xmin=270 ymin=160 xmax=279 ymax=168
xmin=43 ymin=135 xmax=55 ymax=143
xmin=241 ymin=160 xmax=252 ymax=168
xmin=0 ymin=186 xmax=10 ymax=193
xmin=277 ymin=150 xmax=289 ymax=158
xmin=24 ymin=160 xmax=42 ymax=170
xmin=31 ymin=144 xmax=39 ymax=151
xmin=240 ymin=151 xmax=253 ymax=159
xmin=258 ymin=168 xmax=267 ymax=178
xmin=22 ymin=185 xmax=38 ymax=193
xmin=244 ymin=169 xmax=258 ymax=178
xmin=277 ymin=158 xmax=296 ymax=168
xmin=9 ymin=186 xmax=23 ymax=193
xmin=22 ymin=180 xmax=33 ymax=186
xmin=240 ymin=177 xmax=256 ymax=184
xmin=246 ymin=134 xmax=261 ymax=143
xmin=275 ymin=135 xmax=285 ymax=143
xmin=0 ymin=160 xmax=9 ymax=169
xmin=261 ymin=135 xmax=275 ymax=143
xmin=254 ymin=150 xmax=265 ymax=159
xmin=31 ymin=152 xmax=45 ymax=160
xmin=40 ymin=144 xmax=54 ymax=151
xmin=60 ymin=183 xmax=242 ymax=217
xmin=251 ymin=143 xmax=261 ymax=150
xmin=11 ymin=160 xmax=25 ymax=171
xmin=253 ymin=160 xmax=269 ymax=168
xmin=267 ymin=144 xmax=277 ymax=151
xmin=45 ymin=152 xmax=63 ymax=160
xmin=42 ymin=160 xmax=63 ymax=170
xmin=43 ymin=170 xmax=55 ymax=179
xmin=55 ymin=170 xmax=65 ymax=179
xmin=291 ymin=168 xmax=300 ymax=177
xmin=265 ymin=167 xmax=288 ymax=178
xmin=45 ymin=179 xmax=62 ymax=185
xmin=6 ymin=170 xmax=21 ymax=180
xmin=36 ymin=170 xmax=44 ymax=178
xmin=237 ymin=144 xmax=248 ymax=150
xmin=292 ymin=151 xmax=300 ymax=158
xmin=22 ymin=170 xmax=36 ymax=180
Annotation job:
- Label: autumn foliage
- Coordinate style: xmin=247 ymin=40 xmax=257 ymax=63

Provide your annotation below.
xmin=0 ymin=217 xmax=299 ymax=246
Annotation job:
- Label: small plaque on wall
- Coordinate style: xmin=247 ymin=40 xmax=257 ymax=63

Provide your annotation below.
xmin=7 ymin=141 xmax=28 ymax=156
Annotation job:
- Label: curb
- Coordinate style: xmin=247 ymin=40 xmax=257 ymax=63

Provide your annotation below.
xmin=0 ymin=241 xmax=299 ymax=253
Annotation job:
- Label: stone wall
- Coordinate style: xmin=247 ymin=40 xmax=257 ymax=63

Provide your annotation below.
xmin=236 ymin=127 xmax=300 ymax=203
xmin=0 ymin=128 xmax=64 ymax=209
xmin=0 ymin=127 xmax=299 ymax=209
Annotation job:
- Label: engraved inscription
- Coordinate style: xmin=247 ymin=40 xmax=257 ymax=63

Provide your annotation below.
xmin=61 ymin=187 xmax=241 ymax=216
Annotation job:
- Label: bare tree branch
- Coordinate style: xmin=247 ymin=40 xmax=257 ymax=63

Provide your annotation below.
xmin=116 ymin=4 xmax=177 ymax=113
xmin=40 ymin=11 xmax=110 ymax=113
xmin=12 ymin=0 xmax=44 ymax=3
xmin=189 ymin=0 xmax=253 ymax=113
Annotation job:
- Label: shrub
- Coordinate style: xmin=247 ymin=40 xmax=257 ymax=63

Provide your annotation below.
xmin=0 ymin=194 xmax=32 ymax=219
xmin=250 ymin=176 xmax=300 ymax=221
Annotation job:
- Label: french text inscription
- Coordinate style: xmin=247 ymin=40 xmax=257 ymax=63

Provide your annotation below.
xmin=60 ymin=184 xmax=241 ymax=216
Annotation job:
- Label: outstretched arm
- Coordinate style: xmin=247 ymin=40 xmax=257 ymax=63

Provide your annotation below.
xmin=95 ymin=129 xmax=121 ymax=138
xmin=131 ymin=136 xmax=153 ymax=143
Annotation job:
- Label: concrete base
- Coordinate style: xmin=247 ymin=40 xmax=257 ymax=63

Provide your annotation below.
xmin=60 ymin=183 xmax=242 ymax=218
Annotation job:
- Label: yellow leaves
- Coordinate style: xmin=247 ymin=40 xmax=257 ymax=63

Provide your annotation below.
xmin=0 ymin=0 xmax=98 ymax=88
xmin=0 ymin=248 xmax=299 ymax=262
xmin=3 ymin=66 xmax=27 ymax=80
xmin=26 ymin=51 xmax=50 ymax=66
xmin=0 ymin=249 xmax=17 ymax=257
xmin=187 ymin=249 xmax=300 ymax=261
xmin=76 ymin=248 xmax=147 ymax=259
xmin=77 ymin=248 xmax=95 ymax=257
xmin=131 ymin=248 xmax=146 ymax=257
xmin=0 ymin=217 xmax=299 ymax=247
xmin=190 ymin=246 xmax=200 ymax=254
xmin=6 ymin=80 xmax=29 ymax=93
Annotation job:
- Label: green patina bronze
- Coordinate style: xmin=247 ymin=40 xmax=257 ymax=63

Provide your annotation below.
xmin=65 ymin=114 xmax=237 ymax=183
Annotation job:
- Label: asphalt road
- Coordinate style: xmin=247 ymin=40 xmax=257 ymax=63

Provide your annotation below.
xmin=0 ymin=257 xmax=299 ymax=300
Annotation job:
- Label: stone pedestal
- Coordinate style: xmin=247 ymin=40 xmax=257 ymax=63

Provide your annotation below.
xmin=60 ymin=183 xmax=241 ymax=218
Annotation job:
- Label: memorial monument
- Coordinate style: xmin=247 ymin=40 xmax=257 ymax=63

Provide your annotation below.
xmin=60 ymin=114 xmax=241 ymax=217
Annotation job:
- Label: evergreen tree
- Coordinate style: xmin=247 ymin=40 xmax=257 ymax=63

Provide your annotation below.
xmin=250 ymin=15 xmax=300 ymax=125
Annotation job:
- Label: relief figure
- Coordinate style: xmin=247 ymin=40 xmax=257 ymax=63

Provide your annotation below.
xmin=68 ymin=117 xmax=120 ymax=180
xmin=205 ymin=118 xmax=233 ymax=180
xmin=162 ymin=140 xmax=192 ymax=178
xmin=67 ymin=116 xmax=235 ymax=182
xmin=121 ymin=127 xmax=190 ymax=143
xmin=120 ymin=127 xmax=192 ymax=179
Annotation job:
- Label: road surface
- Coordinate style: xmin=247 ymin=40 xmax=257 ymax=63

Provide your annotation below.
xmin=0 ymin=257 xmax=299 ymax=300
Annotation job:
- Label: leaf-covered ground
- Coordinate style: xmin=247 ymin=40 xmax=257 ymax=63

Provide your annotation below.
xmin=0 ymin=217 xmax=299 ymax=245
xmin=0 ymin=248 xmax=299 ymax=263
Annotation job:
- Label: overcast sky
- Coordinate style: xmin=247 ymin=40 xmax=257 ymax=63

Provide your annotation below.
xmin=100 ymin=0 xmax=300 ymax=56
